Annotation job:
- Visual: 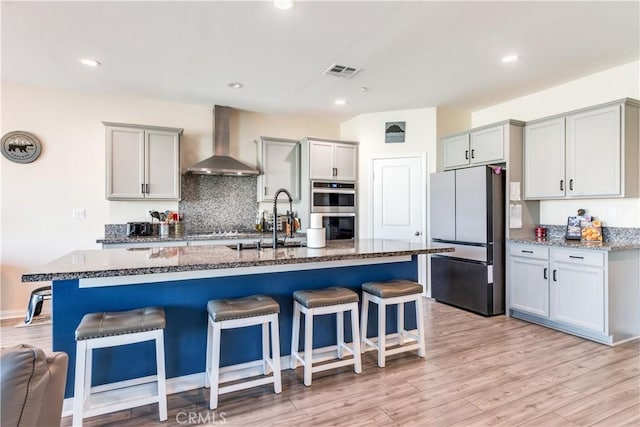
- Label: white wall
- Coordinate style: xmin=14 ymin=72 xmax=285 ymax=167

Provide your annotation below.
xmin=471 ymin=60 xmax=640 ymax=227
xmin=0 ymin=83 xmax=338 ymax=316
xmin=340 ymin=108 xmax=438 ymax=239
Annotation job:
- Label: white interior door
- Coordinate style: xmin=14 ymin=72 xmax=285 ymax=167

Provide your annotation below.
xmin=372 ymin=154 xmax=427 ymax=293
xmin=372 ymin=156 xmax=424 ymax=243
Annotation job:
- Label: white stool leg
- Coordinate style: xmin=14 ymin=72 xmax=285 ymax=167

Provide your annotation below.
xmin=377 ymin=300 xmax=386 ymax=368
xmin=155 ymin=330 xmax=168 ymax=421
xmin=415 ymin=296 xmax=426 ymax=358
xmin=336 ymin=311 xmax=344 ymax=359
xmin=270 ymin=314 xmax=282 ymax=394
xmin=205 ymin=315 xmax=213 ymax=388
xmin=290 ymin=302 xmax=301 ymax=369
xmin=84 ymin=343 xmax=92 ymax=401
xmin=209 ymin=321 xmax=222 ymax=410
xmin=349 ymin=303 xmax=362 ymax=374
xmin=73 ymin=340 xmax=87 ymax=427
xmin=262 ymin=322 xmax=271 ymax=375
xmin=397 ymin=302 xmax=405 ymax=346
xmin=303 ymin=309 xmax=314 ymax=386
xmin=360 ymin=293 xmax=369 ymax=353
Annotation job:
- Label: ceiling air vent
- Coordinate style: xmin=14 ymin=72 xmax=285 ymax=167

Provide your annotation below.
xmin=323 ymin=63 xmax=361 ymax=79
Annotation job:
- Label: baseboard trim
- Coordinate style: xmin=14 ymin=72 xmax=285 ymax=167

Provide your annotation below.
xmin=0 ymin=309 xmax=26 ymax=320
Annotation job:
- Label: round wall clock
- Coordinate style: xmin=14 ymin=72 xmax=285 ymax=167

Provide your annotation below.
xmin=1 ymin=131 xmax=42 ymax=163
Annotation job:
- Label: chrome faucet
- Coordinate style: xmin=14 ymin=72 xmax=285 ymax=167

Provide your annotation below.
xmin=273 ymin=188 xmax=293 ymax=249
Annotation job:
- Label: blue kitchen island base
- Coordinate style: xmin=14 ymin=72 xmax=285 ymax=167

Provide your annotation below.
xmin=53 ymin=258 xmax=419 ymax=399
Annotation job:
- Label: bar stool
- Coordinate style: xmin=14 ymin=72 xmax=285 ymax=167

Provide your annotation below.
xmin=360 ymin=280 xmax=426 ymax=367
xmin=290 ymin=287 xmax=362 ymax=386
xmin=72 ymin=306 xmax=167 ymax=427
xmin=205 ymin=295 xmax=281 ymax=410
xmin=24 ymin=285 xmax=52 ymax=324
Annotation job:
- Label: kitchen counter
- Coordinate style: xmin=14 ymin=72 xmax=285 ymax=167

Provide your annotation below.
xmin=96 ymin=231 xmax=295 ymax=245
xmin=23 ymin=239 xmax=453 ymax=282
xmin=508 ymin=237 xmax=640 ymax=251
xmin=24 ymin=239 xmax=454 ymax=401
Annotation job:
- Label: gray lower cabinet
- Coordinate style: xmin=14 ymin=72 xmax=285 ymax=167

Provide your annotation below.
xmin=105 ymin=122 xmax=183 ymax=200
xmin=508 ymin=243 xmax=640 ymax=345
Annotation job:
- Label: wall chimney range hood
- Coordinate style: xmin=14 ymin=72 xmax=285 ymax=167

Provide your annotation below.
xmin=187 ymin=105 xmax=259 ymax=176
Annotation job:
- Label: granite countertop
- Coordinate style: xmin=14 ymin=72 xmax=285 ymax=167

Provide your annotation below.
xmin=22 ymin=239 xmax=455 ymax=282
xmin=97 ymin=231 xmax=296 ymax=244
xmin=508 ymin=237 xmax=640 ymax=251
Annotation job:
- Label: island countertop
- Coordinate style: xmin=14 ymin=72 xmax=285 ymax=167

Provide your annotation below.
xmin=22 ymin=239 xmax=454 ymax=282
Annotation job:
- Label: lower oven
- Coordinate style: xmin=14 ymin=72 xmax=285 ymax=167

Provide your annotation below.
xmin=319 ymin=213 xmax=357 ymax=240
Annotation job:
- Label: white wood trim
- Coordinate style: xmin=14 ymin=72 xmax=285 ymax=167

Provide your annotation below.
xmin=78 ymin=256 xmax=411 ymax=288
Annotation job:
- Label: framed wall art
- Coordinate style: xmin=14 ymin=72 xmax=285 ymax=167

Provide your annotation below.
xmin=1 ymin=131 xmax=42 ymax=163
xmin=385 ymin=121 xmax=405 ymax=143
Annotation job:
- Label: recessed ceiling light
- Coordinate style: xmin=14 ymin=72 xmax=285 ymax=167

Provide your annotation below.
xmin=227 ymin=82 xmax=243 ymax=89
xmin=335 ymin=99 xmax=347 ymax=105
xmin=501 ymin=54 xmax=519 ymax=63
xmin=79 ymin=58 xmax=101 ymax=67
xmin=273 ymin=0 xmax=294 ymax=10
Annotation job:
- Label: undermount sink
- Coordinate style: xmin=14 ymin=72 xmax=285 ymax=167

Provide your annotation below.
xmin=226 ymin=241 xmax=306 ymax=251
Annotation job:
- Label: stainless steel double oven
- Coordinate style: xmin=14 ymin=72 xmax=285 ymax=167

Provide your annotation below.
xmin=310 ymin=181 xmax=357 ymax=240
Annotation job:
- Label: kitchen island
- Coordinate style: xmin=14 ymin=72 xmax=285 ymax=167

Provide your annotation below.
xmin=23 ymin=239 xmax=454 ymax=400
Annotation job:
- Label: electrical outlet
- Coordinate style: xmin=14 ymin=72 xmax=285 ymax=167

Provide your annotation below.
xmin=72 ymin=208 xmax=86 ymax=220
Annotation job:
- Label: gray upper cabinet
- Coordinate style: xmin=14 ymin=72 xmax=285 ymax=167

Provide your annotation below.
xmin=524 ymin=99 xmax=639 ymax=200
xmin=308 ymin=139 xmax=357 ymax=181
xmin=105 ymin=122 xmax=182 ymax=200
xmin=442 ymin=121 xmax=521 ymax=170
xmin=256 ymin=136 xmax=300 ymax=201
xmin=524 ymin=118 xmax=566 ymax=199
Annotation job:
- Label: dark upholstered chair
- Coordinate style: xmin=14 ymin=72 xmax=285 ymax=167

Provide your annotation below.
xmin=0 ymin=344 xmax=68 ymax=427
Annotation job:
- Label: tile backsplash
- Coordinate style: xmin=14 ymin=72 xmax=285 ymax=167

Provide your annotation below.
xmin=178 ymin=174 xmax=258 ymax=232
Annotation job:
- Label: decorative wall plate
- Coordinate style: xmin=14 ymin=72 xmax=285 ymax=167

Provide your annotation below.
xmin=1 ymin=131 xmax=42 ymax=163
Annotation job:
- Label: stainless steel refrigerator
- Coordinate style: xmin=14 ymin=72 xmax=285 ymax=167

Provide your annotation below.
xmin=430 ymin=165 xmax=505 ymax=316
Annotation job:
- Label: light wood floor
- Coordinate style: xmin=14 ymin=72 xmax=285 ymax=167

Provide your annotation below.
xmin=2 ymin=299 xmax=638 ymax=426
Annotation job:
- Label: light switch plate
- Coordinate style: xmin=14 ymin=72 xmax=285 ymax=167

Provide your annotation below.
xmin=72 ymin=208 xmax=86 ymax=220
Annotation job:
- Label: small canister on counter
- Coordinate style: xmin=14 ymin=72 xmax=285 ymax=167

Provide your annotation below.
xmin=534 ymin=226 xmax=547 ymax=239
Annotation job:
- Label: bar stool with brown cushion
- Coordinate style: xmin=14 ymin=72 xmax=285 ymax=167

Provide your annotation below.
xmin=360 ymin=280 xmax=426 ymax=367
xmin=290 ymin=287 xmax=362 ymax=386
xmin=73 ymin=306 xmax=167 ymax=426
xmin=205 ymin=295 xmax=281 ymax=410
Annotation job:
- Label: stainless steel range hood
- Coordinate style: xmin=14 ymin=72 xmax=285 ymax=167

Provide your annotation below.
xmin=187 ymin=105 xmax=259 ymax=176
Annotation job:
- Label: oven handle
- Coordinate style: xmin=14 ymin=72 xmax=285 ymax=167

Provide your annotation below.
xmin=312 ymin=212 xmax=356 ymax=217
xmin=311 ymin=189 xmax=357 ymax=195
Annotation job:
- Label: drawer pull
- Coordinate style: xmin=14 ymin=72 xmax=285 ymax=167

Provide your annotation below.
xmin=521 ymin=250 xmax=534 ymax=253
xmin=543 ymin=268 xmax=547 ymax=280
xmin=569 ymin=255 xmax=584 ymax=259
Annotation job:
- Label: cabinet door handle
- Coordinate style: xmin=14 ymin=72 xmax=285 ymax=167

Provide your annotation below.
xmin=560 ymin=180 xmax=564 ymax=191
xmin=569 ymin=255 xmax=584 ymax=259
xmin=543 ymin=268 xmax=548 ymax=280
xmin=465 ymin=150 xmax=469 ymax=160
xmin=471 ymin=149 xmax=475 ymax=159
xmin=521 ymin=250 xmax=534 ymax=253
xmin=552 ymin=269 xmax=557 ymax=282
xmin=569 ymin=179 xmax=574 ymax=191
xmin=333 ymin=167 xmax=337 ymax=177
xmin=141 ymin=184 xmax=145 ymax=194
xmin=264 ymin=187 xmax=268 ymax=196
xmin=145 ymin=183 xmax=150 ymax=194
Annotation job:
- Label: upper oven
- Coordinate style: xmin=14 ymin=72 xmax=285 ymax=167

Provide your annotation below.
xmin=310 ymin=181 xmax=356 ymax=213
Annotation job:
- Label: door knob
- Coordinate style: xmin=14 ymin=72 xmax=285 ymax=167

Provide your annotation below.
xmin=414 ymin=231 xmax=421 ymax=236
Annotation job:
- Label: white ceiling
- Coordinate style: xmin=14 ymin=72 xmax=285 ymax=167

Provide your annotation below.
xmin=2 ymin=1 xmax=638 ymax=121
